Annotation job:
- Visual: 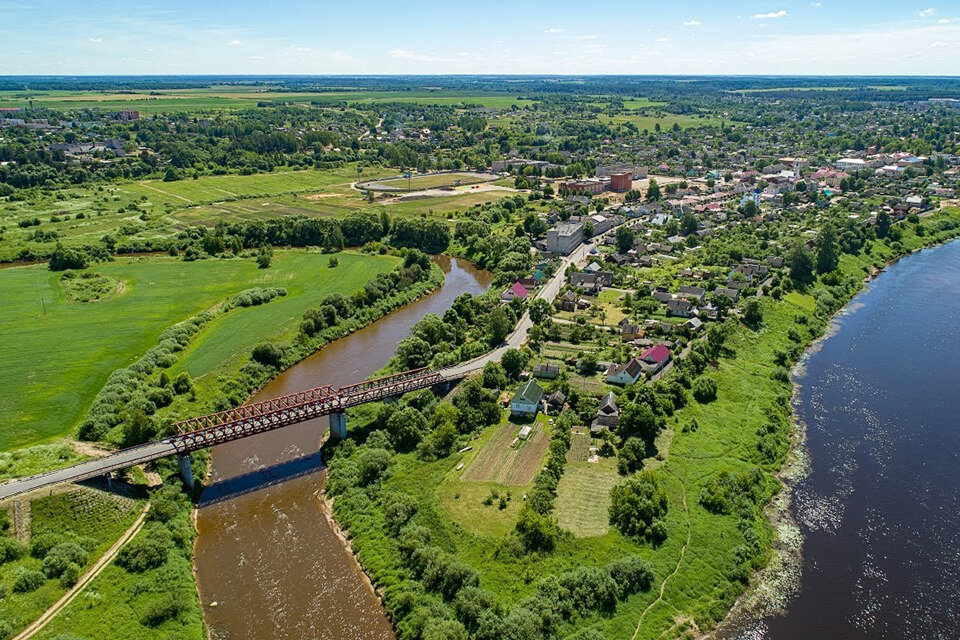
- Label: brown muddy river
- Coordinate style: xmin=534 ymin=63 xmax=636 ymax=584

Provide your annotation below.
xmin=193 ymin=256 xmax=493 ymax=639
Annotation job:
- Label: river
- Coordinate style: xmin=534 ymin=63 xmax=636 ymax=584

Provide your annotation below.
xmin=193 ymin=256 xmax=493 ymax=640
xmin=745 ymin=240 xmax=960 ymax=639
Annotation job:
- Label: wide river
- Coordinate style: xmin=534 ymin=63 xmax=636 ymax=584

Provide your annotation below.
xmin=751 ymin=239 xmax=960 ymax=638
xmin=193 ymin=256 xmax=493 ymax=639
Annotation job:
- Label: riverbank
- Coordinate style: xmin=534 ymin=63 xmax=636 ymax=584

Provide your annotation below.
xmin=712 ymin=216 xmax=960 ymax=638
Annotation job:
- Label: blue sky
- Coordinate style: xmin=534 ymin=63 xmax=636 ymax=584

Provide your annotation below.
xmin=1 ymin=1 xmax=958 ymax=76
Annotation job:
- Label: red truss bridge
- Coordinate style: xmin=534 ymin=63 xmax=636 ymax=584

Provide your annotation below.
xmin=0 ymin=367 xmax=451 ymax=500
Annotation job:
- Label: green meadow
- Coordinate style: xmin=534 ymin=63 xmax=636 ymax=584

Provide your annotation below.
xmin=0 ymin=251 xmax=398 ymax=450
xmin=0 ymin=87 xmax=535 ymax=112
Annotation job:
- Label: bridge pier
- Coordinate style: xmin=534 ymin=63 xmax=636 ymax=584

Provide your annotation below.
xmin=178 ymin=454 xmax=194 ymax=490
xmin=329 ymin=411 xmax=347 ymax=441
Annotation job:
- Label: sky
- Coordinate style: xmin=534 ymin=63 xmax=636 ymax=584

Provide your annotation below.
xmin=1 ymin=0 xmax=959 ymax=76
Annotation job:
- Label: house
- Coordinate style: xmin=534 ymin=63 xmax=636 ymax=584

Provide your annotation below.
xmin=501 ymin=282 xmax=528 ymax=303
xmin=545 ymin=391 xmax=566 ymax=412
xmin=560 ymin=290 xmax=578 ymax=312
xmin=836 ymin=158 xmax=867 ymax=172
xmin=666 ymin=298 xmax=695 ymax=318
xmin=766 ymin=256 xmax=784 ymax=268
xmin=678 ymin=286 xmax=706 ymax=303
xmin=684 ymin=317 xmax=704 ymax=333
xmin=640 ymin=344 xmax=671 ymax=374
xmin=570 ymin=271 xmax=613 ymax=294
xmin=620 ymin=322 xmax=643 ymax=341
xmin=652 ymin=290 xmax=674 ymax=304
xmin=533 ymin=363 xmax=561 ymax=380
xmin=605 ymin=358 xmax=644 ymax=385
xmin=585 ymin=261 xmax=603 ymax=273
xmin=713 ymin=287 xmax=740 ymax=302
xmin=591 ymin=392 xmax=620 ymax=433
xmin=510 ymin=379 xmax=543 ymax=417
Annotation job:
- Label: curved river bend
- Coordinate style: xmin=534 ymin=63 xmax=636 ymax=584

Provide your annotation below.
xmin=194 ymin=256 xmax=492 ymax=640
xmin=747 ymin=240 xmax=960 ymax=639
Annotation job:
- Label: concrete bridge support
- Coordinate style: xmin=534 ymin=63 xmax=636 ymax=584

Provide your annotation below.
xmin=329 ymin=411 xmax=347 ymax=441
xmin=178 ymin=454 xmax=194 ymax=490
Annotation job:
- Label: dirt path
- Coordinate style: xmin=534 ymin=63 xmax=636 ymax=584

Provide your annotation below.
xmin=13 ymin=503 xmax=150 ymax=640
xmin=137 ymin=181 xmax=193 ymax=203
xmin=631 ymin=477 xmax=691 ymax=640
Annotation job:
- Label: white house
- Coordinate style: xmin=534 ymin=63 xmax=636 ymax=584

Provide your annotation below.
xmin=509 ymin=379 xmax=544 ymax=417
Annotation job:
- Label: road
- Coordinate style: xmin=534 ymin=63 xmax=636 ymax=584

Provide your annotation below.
xmin=0 ymin=228 xmax=612 ymax=501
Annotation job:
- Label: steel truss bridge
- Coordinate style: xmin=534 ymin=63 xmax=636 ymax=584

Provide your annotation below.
xmin=0 ymin=367 xmax=450 ymax=500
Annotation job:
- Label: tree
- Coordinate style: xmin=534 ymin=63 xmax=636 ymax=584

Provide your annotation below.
xmin=515 ymin=506 xmax=559 ymax=552
xmin=481 ymin=361 xmax=507 ymax=389
xmin=486 ymin=307 xmax=512 ymax=346
xmin=48 ymin=243 xmax=87 ymax=271
xmin=615 ymin=226 xmax=635 ymax=253
xmin=609 ymin=471 xmax=669 ymax=543
xmin=256 ymin=245 xmax=273 ymax=269
xmin=501 ymin=348 xmax=527 ymax=378
xmin=816 ymin=223 xmax=840 ymax=274
xmin=680 ymin=212 xmax=698 ymax=236
xmin=742 ymin=298 xmax=763 ymax=325
xmin=876 ymin=210 xmax=892 ymax=239
xmin=453 ymin=381 xmax=501 ymax=433
xmin=529 ymin=298 xmax=552 ymax=325
xmin=645 ymin=178 xmax=661 ymax=202
xmin=387 ymin=407 xmax=429 ymax=451
xmin=692 ymin=377 xmax=718 ymax=403
xmin=787 ymin=241 xmax=815 ymax=288
xmin=357 ymin=448 xmax=391 ymax=485
xmin=618 ymin=402 xmax=660 ymax=444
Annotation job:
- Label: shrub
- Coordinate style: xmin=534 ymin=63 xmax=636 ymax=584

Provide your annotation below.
xmin=356 ymin=448 xmax=391 ymax=486
xmin=117 ymin=524 xmax=173 ymax=572
xmin=609 ymin=470 xmax=669 ymax=543
xmin=692 ymin=377 xmax=718 ymax=403
xmin=384 ymin=493 xmax=419 ymax=534
xmin=59 ymin=562 xmax=81 ymax=588
xmin=251 ymin=342 xmax=285 ymax=367
xmin=141 ymin=593 xmax=184 ymax=626
xmin=11 ymin=567 xmax=45 ymax=593
xmin=0 ymin=537 xmax=26 ymax=564
xmin=42 ymin=542 xmax=88 ymax=578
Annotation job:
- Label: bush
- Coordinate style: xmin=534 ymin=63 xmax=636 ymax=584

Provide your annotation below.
xmin=356 ymin=448 xmax=391 ymax=485
xmin=117 ymin=524 xmax=173 ymax=572
xmin=608 ymin=555 xmax=654 ymax=598
xmin=59 ymin=562 xmax=81 ymax=588
xmin=11 ymin=567 xmax=45 ymax=593
xmin=692 ymin=377 xmax=718 ymax=403
xmin=0 ymin=537 xmax=26 ymax=564
xmin=42 ymin=542 xmax=88 ymax=578
xmin=141 ymin=593 xmax=184 ymax=626
xmin=609 ymin=470 xmax=669 ymax=543
xmin=251 ymin=342 xmax=285 ymax=367
xmin=384 ymin=493 xmax=419 ymax=534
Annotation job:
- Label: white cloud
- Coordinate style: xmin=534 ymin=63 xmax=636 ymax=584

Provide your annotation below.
xmin=753 ymin=10 xmax=788 ymax=19
xmin=682 ymin=20 xmax=701 ymax=26
xmin=655 ymin=37 xmax=670 ymax=42
xmin=88 ymin=37 xmax=102 ymax=43
xmin=938 ymin=18 xmax=950 ymax=24
xmin=389 ymin=48 xmax=449 ymax=62
xmin=810 ymin=2 xmax=822 ymax=6
xmin=918 ymin=8 xmax=936 ymax=17
xmin=930 ymin=41 xmax=950 ymax=47
xmin=543 ymin=28 xmax=564 ymax=35
xmin=249 ymin=55 xmax=265 ymax=60
xmin=227 ymin=40 xmax=241 ymax=46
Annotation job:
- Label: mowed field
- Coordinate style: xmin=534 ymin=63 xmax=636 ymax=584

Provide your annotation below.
xmin=555 ymin=456 xmax=621 ymax=537
xmin=0 ymin=87 xmax=536 ymax=112
xmin=362 ymin=172 xmax=496 ymax=191
xmin=0 ymin=251 xmax=396 ymax=450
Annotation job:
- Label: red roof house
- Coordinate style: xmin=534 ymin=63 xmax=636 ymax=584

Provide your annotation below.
xmin=500 ymin=281 xmax=529 ymax=302
xmin=640 ymin=344 xmax=671 ymax=372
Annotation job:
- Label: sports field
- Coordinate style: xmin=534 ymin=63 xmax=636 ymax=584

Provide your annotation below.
xmin=0 ymin=251 xmax=397 ymax=450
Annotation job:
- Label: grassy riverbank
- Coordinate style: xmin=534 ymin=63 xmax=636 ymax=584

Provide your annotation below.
xmin=325 ymin=208 xmax=960 ymax=640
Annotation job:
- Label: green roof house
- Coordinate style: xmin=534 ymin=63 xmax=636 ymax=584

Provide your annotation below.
xmin=509 ymin=379 xmax=543 ymax=417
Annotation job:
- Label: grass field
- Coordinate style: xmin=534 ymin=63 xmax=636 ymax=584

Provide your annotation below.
xmin=555 ymin=457 xmax=621 ymax=537
xmin=0 ymin=87 xmax=536 ymax=112
xmin=0 ymin=251 xmax=397 ymax=450
xmin=600 ymin=113 xmax=730 ymax=131
xmin=0 ymin=487 xmax=143 ymax=636
xmin=360 ymin=172 xmax=495 ymax=192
